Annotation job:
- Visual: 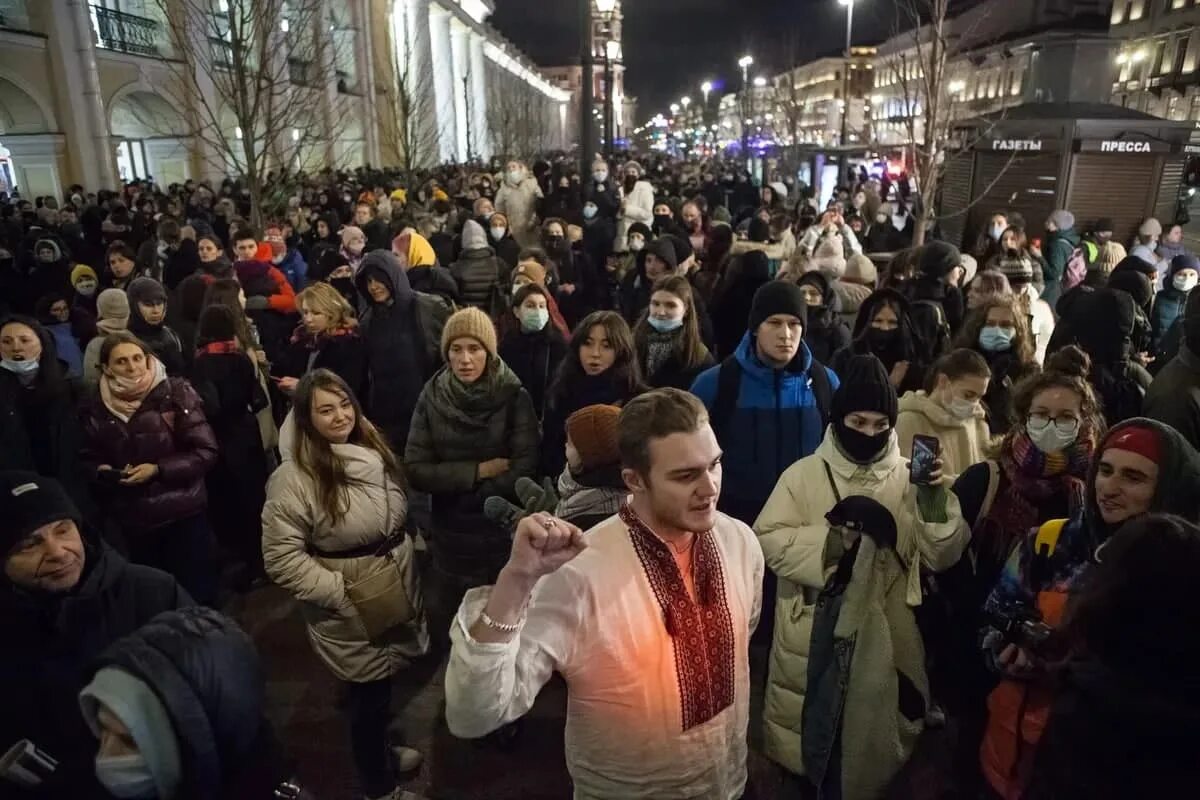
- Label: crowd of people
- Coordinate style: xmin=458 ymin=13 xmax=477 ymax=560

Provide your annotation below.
xmin=3 ymin=153 xmax=1200 ymax=800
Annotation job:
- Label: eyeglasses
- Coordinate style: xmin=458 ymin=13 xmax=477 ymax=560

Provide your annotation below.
xmin=1027 ymin=414 xmax=1080 ymax=434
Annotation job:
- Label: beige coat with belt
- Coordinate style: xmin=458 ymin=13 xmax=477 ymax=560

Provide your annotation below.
xmin=262 ymin=443 xmax=427 ymax=683
xmin=753 ymin=429 xmax=968 ymax=779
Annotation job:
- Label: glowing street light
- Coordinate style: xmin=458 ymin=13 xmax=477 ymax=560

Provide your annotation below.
xmin=670 ymin=103 xmax=680 ymax=113
xmin=681 ymin=96 xmax=692 ymax=109
xmin=701 ymin=80 xmax=713 ymax=103
xmin=753 ymin=76 xmax=768 ymax=88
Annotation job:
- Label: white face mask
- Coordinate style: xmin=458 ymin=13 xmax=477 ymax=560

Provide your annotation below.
xmin=629 ymin=237 xmax=645 ymax=252
xmin=892 ymin=214 xmax=908 ymax=231
xmin=506 ymin=169 xmax=524 ymax=185
xmin=75 ymin=277 xmax=98 ymax=297
xmin=1026 ymin=416 xmax=1080 ymax=453
xmin=1174 ymin=273 xmax=1198 ymax=292
xmin=490 ymin=226 xmax=506 ymax=241
xmin=95 ymin=753 xmax=157 ymax=798
xmin=990 ymin=224 xmax=1006 ymax=241
xmin=946 ymin=393 xmax=979 ymax=421
xmin=593 ymin=171 xmax=608 ymax=183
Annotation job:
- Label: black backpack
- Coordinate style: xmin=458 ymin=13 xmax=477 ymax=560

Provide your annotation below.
xmin=710 ymin=355 xmax=833 ymax=438
xmin=908 ymin=298 xmax=951 ymax=360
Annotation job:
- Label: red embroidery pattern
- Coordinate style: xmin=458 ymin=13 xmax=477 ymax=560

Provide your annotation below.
xmin=620 ymin=504 xmax=736 ymax=732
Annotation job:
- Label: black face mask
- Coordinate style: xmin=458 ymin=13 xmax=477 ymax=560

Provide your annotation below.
xmin=653 ymin=214 xmax=672 ymax=230
xmin=544 ymin=235 xmax=565 ymax=251
xmin=623 ymin=175 xmax=638 ymax=191
xmin=330 ymin=276 xmax=356 ymax=303
xmin=834 ymin=422 xmax=891 ymax=464
xmin=866 ymin=326 xmax=904 ymax=364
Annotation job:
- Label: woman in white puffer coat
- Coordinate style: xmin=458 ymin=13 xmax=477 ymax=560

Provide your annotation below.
xmin=262 ymin=368 xmax=426 ymax=800
xmin=753 ymin=354 xmax=968 ymax=799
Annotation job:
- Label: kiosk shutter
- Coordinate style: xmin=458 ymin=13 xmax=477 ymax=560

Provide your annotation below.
xmin=973 ymin=152 xmax=1060 ymax=238
xmin=1155 ymin=157 xmax=1185 ymax=227
xmin=940 ymin=151 xmax=974 ymax=248
xmin=1067 ymin=154 xmax=1156 ymax=242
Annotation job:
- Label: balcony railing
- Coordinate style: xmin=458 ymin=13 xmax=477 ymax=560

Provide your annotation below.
xmin=91 ymin=4 xmax=161 ymax=57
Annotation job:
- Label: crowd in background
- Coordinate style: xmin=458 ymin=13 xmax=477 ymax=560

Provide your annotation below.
xmin=3 ymin=151 xmax=1200 ymax=800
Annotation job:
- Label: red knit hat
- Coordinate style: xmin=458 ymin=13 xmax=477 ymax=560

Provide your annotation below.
xmin=1103 ymin=424 xmax=1163 ymax=465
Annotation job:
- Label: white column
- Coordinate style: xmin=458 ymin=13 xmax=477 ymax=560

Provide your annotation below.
xmin=316 ymin=0 xmax=340 ymax=166
xmin=427 ymin=4 xmax=456 ymax=163
xmin=357 ymin=0 xmax=380 ymax=165
xmin=5 ymin=134 xmax=67 ymax=199
xmin=48 ymin=0 xmax=116 ymax=189
xmin=470 ymin=32 xmax=489 ymax=159
xmin=449 ymin=18 xmax=469 ymax=162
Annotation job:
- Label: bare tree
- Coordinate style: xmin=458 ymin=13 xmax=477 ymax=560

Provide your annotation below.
xmin=486 ymin=80 xmax=548 ymax=163
xmin=140 ymin=0 xmax=344 ymax=227
xmin=374 ymin=30 xmax=445 ymax=182
xmin=884 ymin=0 xmax=1017 ymax=245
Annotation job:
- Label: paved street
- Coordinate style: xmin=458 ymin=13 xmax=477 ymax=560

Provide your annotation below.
xmin=225 ymin=577 xmax=953 ymax=800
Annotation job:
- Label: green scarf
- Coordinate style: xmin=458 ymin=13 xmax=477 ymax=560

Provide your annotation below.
xmin=428 ymin=355 xmax=523 ymax=428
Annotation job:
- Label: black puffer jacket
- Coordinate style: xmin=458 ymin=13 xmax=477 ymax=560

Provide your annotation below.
xmin=90 ymin=607 xmax=302 ymax=800
xmin=355 ymin=250 xmax=449 ymax=448
xmin=0 ymin=538 xmax=190 ymax=800
xmin=498 ymin=325 xmax=569 ymax=419
xmin=79 ymin=377 xmax=218 ymax=534
xmin=795 ymin=271 xmax=852 ymax=364
xmin=450 ymin=220 xmax=505 ymax=313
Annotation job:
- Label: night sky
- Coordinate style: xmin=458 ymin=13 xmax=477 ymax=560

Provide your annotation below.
xmin=489 ymin=0 xmax=907 ymax=124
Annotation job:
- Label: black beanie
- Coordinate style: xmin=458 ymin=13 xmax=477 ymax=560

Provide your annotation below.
xmin=1107 ymin=269 xmax=1153 ymax=312
xmin=0 ymin=471 xmax=81 ymax=556
xmin=918 ymin=241 xmax=962 ymax=280
xmin=831 ymin=354 xmax=898 ymax=426
xmin=749 ymin=280 xmax=808 ymax=332
xmin=127 ymin=276 xmax=167 ymax=307
xmin=747 ymin=218 xmax=771 ymax=243
xmin=644 ymin=237 xmax=678 ymax=272
xmin=1112 ymin=255 xmax=1157 ymax=279
xmin=627 ymin=222 xmax=652 ymax=241
xmin=668 ymin=234 xmax=693 ymax=266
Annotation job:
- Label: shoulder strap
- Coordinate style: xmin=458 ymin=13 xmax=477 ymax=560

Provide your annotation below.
xmin=711 ymin=356 xmax=741 ymax=437
xmin=822 ymin=460 xmax=842 ymax=503
xmin=809 ymin=362 xmax=832 ymax=425
xmin=976 ymin=459 xmax=1001 ymax=529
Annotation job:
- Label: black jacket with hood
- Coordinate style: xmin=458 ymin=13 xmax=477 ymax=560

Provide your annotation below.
xmin=0 ymin=534 xmax=190 ymax=799
xmin=354 ymin=250 xmax=449 ymax=449
xmin=829 ymin=288 xmax=927 ymax=395
xmin=795 ymin=271 xmax=852 ymax=364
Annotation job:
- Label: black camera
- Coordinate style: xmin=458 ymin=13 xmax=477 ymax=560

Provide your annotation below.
xmin=986 ymin=602 xmax=1053 ymax=651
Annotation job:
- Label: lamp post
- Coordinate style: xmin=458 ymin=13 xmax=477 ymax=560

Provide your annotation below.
xmin=700 ymin=81 xmax=713 ymax=153
xmin=837 ymin=0 xmax=855 ymax=150
xmin=604 ymin=39 xmax=620 ymax=156
xmin=738 ymin=55 xmax=753 ymax=159
xmin=581 ymin=0 xmax=617 ymax=173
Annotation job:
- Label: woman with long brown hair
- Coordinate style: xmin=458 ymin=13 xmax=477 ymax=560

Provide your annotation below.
xmin=955 ymin=294 xmax=1040 ymax=434
xmin=262 ymin=368 xmax=426 ymax=799
xmin=632 ymin=275 xmax=713 ymax=390
xmin=541 ymin=310 xmax=645 ymax=477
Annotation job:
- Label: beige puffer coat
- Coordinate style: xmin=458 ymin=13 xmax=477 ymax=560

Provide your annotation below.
xmin=753 ymin=429 xmax=967 ymax=780
xmin=262 ymin=443 xmax=427 ymax=683
xmin=895 ymin=390 xmax=993 ymax=481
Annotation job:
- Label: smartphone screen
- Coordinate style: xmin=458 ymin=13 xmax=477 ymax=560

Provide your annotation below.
xmin=910 ymin=435 xmax=940 ymax=485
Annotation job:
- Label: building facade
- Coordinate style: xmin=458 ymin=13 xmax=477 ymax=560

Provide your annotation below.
xmin=1110 ymin=0 xmax=1200 ymax=120
xmin=773 ymin=47 xmax=875 ymax=148
xmin=0 ymin=0 xmax=569 ymax=199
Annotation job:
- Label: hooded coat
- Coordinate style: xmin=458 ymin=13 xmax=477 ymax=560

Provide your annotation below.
xmin=88 ymin=606 xmax=298 ymax=800
xmin=830 ymin=289 xmax=928 ymax=396
xmin=1151 ymin=258 xmax=1193 ymax=351
xmin=354 ymin=250 xmax=448 ymax=449
xmin=895 ymin=389 xmax=991 ymax=480
xmin=450 ymin=219 xmax=505 ymax=313
xmin=1072 ymin=288 xmax=1152 ymax=425
xmin=691 ymin=332 xmax=840 ymax=525
xmin=263 ymin=443 xmax=426 ymax=682
xmin=753 ymin=429 xmax=968 ymax=787
xmin=1145 ymin=341 xmax=1200 ymax=449
xmin=0 ymin=537 xmax=190 ymax=800
xmin=405 ymin=359 xmax=540 ymax=579
xmin=711 ymin=250 xmax=772 ymax=359
xmin=980 ymin=418 xmax=1200 ymax=798
xmin=795 ymin=272 xmax=852 ymax=364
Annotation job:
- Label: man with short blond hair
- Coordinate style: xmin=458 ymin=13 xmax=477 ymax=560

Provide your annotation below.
xmin=445 ymin=388 xmax=763 ymax=800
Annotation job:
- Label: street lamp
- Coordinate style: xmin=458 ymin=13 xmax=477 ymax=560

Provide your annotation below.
xmin=581 ymin=0 xmax=619 ymax=172
xmin=838 ymin=0 xmax=855 ymax=149
xmin=738 ymin=55 xmax=754 ymax=158
xmin=604 ymin=38 xmax=621 ymax=156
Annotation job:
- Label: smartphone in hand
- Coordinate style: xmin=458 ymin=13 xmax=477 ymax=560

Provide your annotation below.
xmin=910 ymin=435 xmax=940 ymax=485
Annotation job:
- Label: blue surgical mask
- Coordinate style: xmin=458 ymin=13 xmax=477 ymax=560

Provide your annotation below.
xmin=520 ymin=307 xmax=549 ymax=333
xmin=95 ymin=753 xmax=157 ymax=799
xmin=979 ymin=325 xmax=1014 ymax=352
xmin=1 ymin=357 xmax=39 ymax=376
xmin=582 ymin=204 xmax=598 ymax=220
xmin=647 ymin=316 xmax=684 ymax=333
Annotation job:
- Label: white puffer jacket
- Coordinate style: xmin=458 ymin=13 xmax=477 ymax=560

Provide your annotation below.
xmin=753 ymin=428 xmax=968 ymax=778
xmin=262 ymin=443 xmax=427 ymax=682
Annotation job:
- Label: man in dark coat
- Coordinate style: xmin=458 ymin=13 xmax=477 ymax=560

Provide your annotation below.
xmin=1145 ymin=290 xmax=1200 ymax=450
xmin=355 ymin=250 xmax=449 ymax=450
xmin=0 ymin=472 xmax=191 ymax=799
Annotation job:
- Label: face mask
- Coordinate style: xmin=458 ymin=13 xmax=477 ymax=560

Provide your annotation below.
xmin=892 ymin=214 xmax=908 ymax=231
xmin=1026 ymin=417 xmax=1079 ymax=454
xmin=481 ymin=210 xmax=494 ymax=221
xmin=1174 ymin=273 xmax=1198 ymax=292
xmin=1 ymin=357 xmax=38 ymax=376
xmin=945 ymin=393 xmax=978 ymax=421
xmin=507 ymin=169 xmax=524 ymax=184
xmin=629 ymin=237 xmax=645 ymax=252
xmin=979 ymin=325 xmax=1015 ymax=352
xmin=347 ymin=242 xmax=364 ymax=255
xmin=653 ymin=214 xmax=672 ymax=229
xmin=866 ymin=326 xmax=901 ymax=356
xmin=647 ymin=316 xmax=684 ymax=333
xmin=990 ymin=225 xmax=1006 ymax=241
xmin=76 ymin=278 xmax=98 ymax=297
xmin=835 ymin=423 xmax=891 ymax=464
xmin=330 ymin=276 xmax=355 ymax=300
xmin=624 ymin=175 xmax=638 ymax=189
xmin=582 ymin=204 xmax=598 ymax=220
xmin=520 ymin=307 xmax=549 ymax=333
xmin=490 ymin=226 xmax=506 ymax=241
xmin=95 ymin=753 xmax=156 ymax=799
xmin=593 ymin=171 xmax=608 ymax=183
xmin=544 ymin=235 xmax=565 ymax=250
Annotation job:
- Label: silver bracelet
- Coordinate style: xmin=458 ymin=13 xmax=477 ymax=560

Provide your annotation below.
xmin=480 ymin=609 xmax=523 ymax=634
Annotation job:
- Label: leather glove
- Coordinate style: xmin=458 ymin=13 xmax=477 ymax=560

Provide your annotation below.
xmin=515 ymin=476 xmax=559 ymax=515
xmin=244 ymin=295 xmax=269 ymax=311
xmin=826 ymin=495 xmax=898 ymax=551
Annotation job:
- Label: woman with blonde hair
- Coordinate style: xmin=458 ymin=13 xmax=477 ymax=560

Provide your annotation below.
xmin=263 ymin=368 xmax=426 ymax=799
xmin=275 ymin=281 xmax=366 ymax=398
xmin=632 ymin=275 xmax=714 ymax=389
